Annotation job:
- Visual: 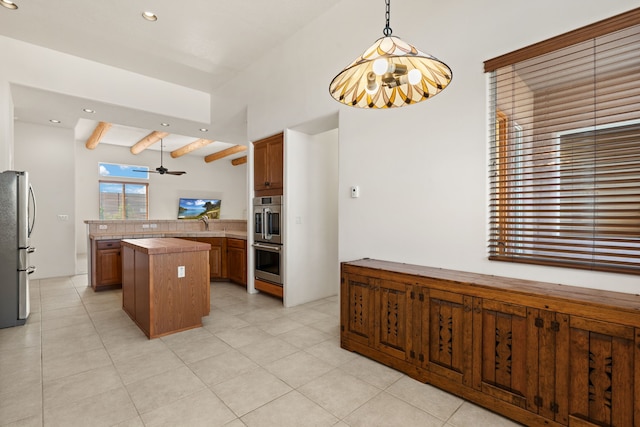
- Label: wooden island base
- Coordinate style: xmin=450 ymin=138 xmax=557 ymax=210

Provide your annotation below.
xmin=121 ymin=238 xmax=211 ymax=339
xmin=341 ymin=259 xmax=640 ymax=427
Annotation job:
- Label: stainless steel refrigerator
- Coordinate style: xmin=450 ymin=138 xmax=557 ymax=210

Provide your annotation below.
xmin=0 ymin=170 xmax=36 ymax=328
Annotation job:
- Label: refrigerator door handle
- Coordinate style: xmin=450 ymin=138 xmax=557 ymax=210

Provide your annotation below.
xmin=28 ymin=183 xmax=36 ymax=237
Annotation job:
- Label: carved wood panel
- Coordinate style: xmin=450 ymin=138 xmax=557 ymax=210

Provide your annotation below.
xmin=475 ymin=299 xmax=529 ymax=409
xmin=428 ymin=289 xmax=472 ymax=383
xmin=342 ymin=274 xmax=375 ymax=347
xmin=569 ymin=317 xmax=635 ymax=427
xmin=375 ymin=280 xmax=411 ymax=360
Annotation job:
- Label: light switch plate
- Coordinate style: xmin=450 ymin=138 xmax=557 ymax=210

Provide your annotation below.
xmin=177 ymin=266 xmax=185 ymax=278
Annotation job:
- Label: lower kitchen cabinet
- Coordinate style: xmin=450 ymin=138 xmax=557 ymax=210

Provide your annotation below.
xmin=226 ymin=238 xmax=247 ymax=286
xmin=341 ymin=259 xmax=640 ymax=427
xmin=92 ymin=239 xmax=122 ymax=290
xmin=182 ymin=237 xmax=227 ymax=280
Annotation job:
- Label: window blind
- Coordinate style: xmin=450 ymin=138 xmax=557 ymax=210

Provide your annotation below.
xmin=486 ymin=8 xmax=640 ymax=275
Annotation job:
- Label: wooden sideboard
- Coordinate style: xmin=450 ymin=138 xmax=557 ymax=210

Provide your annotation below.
xmin=341 ymin=259 xmax=640 ymax=427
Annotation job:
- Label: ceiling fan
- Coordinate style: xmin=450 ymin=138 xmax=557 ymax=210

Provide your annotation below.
xmin=134 ymin=139 xmax=186 ymax=176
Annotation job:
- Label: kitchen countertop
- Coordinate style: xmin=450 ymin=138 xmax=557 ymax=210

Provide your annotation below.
xmin=121 ymin=237 xmax=212 ymax=254
xmin=90 ymin=230 xmax=247 ymax=240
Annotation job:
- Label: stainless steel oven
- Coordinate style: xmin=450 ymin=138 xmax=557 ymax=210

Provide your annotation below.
xmin=253 ymin=241 xmax=282 ymax=285
xmin=253 ymin=196 xmax=282 ymax=244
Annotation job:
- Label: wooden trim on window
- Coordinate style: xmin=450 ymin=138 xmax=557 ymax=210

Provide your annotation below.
xmin=484 ymin=7 xmax=640 ymax=72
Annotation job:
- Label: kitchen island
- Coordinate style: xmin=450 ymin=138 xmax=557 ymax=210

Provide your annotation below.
xmin=121 ymin=238 xmax=211 ymax=339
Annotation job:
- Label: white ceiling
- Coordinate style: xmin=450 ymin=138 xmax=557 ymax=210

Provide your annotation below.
xmin=0 ymin=0 xmax=342 ymax=157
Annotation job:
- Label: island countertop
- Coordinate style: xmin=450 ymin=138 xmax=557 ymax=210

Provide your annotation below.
xmin=120 ymin=237 xmax=212 ymax=255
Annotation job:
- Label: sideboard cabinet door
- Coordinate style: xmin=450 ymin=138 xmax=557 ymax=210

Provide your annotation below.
xmin=374 ymin=279 xmax=412 ymax=361
xmin=568 ymin=316 xmax=636 ymax=427
xmin=341 ymin=273 xmax=376 ymax=348
xmin=427 ymin=288 xmax=473 ymax=385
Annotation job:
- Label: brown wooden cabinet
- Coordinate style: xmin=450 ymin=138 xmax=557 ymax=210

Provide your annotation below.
xmin=226 ymin=238 xmax=246 ymax=286
xmin=341 ymin=259 xmax=640 ymax=427
xmin=92 ymin=239 xmax=122 ymax=290
xmin=182 ymin=237 xmax=226 ymax=280
xmin=253 ymin=133 xmax=283 ymax=196
xmin=121 ymin=238 xmax=210 ymax=339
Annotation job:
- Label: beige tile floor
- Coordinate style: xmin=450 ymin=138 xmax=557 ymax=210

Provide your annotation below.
xmin=0 ymin=275 xmax=523 ymax=427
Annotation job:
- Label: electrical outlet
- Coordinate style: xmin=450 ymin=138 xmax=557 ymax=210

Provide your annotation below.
xmin=98 ymin=224 xmax=108 ymax=230
xmin=57 ymin=214 xmax=69 ymax=221
xmin=177 ymin=266 xmax=185 ymax=278
xmin=142 ymin=224 xmax=150 ymax=229
xmin=150 ymin=223 xmax=157 ymax=228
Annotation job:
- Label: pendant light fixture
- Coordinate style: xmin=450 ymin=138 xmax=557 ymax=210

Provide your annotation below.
xmin=329 ymin=0 xmax=452 ymax=108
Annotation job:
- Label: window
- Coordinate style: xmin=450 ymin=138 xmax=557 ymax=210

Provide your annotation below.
xmin=99 ymin=182 xmax=148 ymax=220
xmin=486 ymin=8 xmax=640 ymax=275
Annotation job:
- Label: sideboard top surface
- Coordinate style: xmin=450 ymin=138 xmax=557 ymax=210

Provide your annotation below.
xmin=342 ymin=258 xmax=640 ymax=317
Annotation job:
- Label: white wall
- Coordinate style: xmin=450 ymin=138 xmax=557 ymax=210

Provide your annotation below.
xmin=284 ymin=128 xmax=339 ymax=306
xmin=0 ymin=80 xmax=14 ymax=171
xmin=237 ymin=0 xmax=640 ymax=294
xmin=13 ymin=122 xmax=75 ymax=279
xmin=12 ymin=121 xmax=246 ymax=279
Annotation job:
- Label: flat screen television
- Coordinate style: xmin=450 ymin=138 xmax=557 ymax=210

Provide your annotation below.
xmin=177 ymin=198 xmax=221 ymax=219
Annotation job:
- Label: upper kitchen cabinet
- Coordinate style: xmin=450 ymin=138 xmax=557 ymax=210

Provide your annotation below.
xmin=253 ymin=133 xmax=283 ymax=196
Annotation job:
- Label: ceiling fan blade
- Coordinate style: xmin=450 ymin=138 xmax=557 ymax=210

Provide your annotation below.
xmin=132 ymin=169 xmax=155 ymax=173
xmin=166 ymin=171 xmax=187 ymax=175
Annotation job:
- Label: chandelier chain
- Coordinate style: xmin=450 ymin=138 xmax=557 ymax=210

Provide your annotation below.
xmin=383 ymin=0 xmax=392 ymax=36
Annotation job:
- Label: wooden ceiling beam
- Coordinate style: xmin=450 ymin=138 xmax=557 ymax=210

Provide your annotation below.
xmin=85 ymin=121 xmax=112 ymax=149
xmin=130 ymin=131 xmax=169 ymax=154
xmin=231 ymin=156 xmax=247 ymax=166
xmin=204 ymin=145 xmax=247 ymax=163
xmin=170 ymin=138 xmax=214 ymax=158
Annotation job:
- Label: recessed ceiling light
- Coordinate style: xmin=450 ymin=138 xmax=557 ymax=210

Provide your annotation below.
xmin=199 ymin=128 xmax=208 ymax=132
xmin=142 ymin=11 xmax=157 ymax=21
xmin=0 ymin=1 xmax=18 ymax=10
xmin=83 ymin=108 xmax=95 ymax=113
xmin=160 ymin=122 xmax=170 ymax=127
xmin=49 ymin=119 xmax=61 ymax=124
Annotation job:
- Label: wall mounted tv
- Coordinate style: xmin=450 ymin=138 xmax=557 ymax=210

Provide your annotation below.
xmin=177 ymin=198 xmax=221 ymax=219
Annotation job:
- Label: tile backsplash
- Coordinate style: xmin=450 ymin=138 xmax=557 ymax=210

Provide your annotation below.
xmin=85 ymin=219 xmax=246 ymax=236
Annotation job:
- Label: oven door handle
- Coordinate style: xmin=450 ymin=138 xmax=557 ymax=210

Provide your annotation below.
xmin=264 ymin=207 xmax=272 ymax=240
xmin=253 ymin=243 xmax=280 ymax=252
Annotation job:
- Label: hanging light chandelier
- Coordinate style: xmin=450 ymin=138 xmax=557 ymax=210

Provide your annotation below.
xmin=329 ymin=0 xmax=452 ymax=109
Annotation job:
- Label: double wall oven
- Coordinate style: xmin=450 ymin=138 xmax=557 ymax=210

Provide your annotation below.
xmin=253 ymin=196 xmax=283 ymax=286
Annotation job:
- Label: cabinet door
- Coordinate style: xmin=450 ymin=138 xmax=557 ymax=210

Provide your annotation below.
xmin=266 ymin=136 xmax=283 ymax=190
xmin=473 ymin=299 xmax=532 ymax=410
xmin=569 ymin=316 xmax=636 ymax=427
xmin=227 ymin=245 xmax=246 ymax=285
xmin=253 ymin=141 xmax=269 ymax=191
xmin=374 ymin=279 xmax=411 ymax=361
xmin=209 ymin=243 xmax=225 ymax=279
xmin=253 ymin=133 xmax=283 ymax=196
xmin=341 ymin=273 xmax=376 ymax=348
xmin=428 ymin=288 xmax=473 ymax=385
xmin=526 ymin=309 xmax=569 ymax=425
xmin=97 ymin=247 xmax=121 ymax=286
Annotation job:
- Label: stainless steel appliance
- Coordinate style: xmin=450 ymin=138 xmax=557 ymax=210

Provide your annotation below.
xmin=254 ymin=241 xmax=282 ymax=284
xmin=0 ymin=171 xmax=36 ymax=328
xmin=253 ymin=196 xmax=282 ymax=244
xmin=253 ymin=196 xmax=283 ymax=285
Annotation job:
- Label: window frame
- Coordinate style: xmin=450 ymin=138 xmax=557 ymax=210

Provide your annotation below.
xmin=485 ymin=7 xmax=640 ymax=275
xmin=99 ymin=180 xmax=149 ymax=220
